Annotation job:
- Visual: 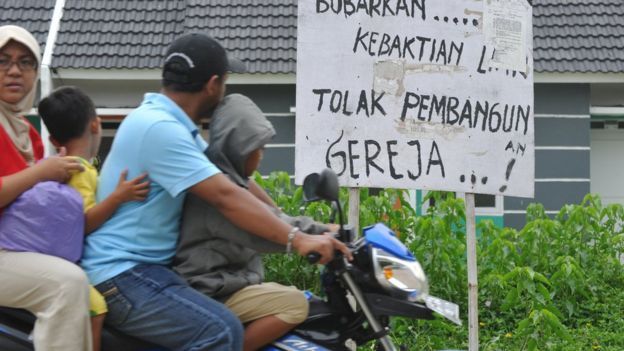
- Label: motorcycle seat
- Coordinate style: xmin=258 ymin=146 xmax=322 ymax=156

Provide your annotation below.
xmin=0 ymin=307 xmax=163 ymax=351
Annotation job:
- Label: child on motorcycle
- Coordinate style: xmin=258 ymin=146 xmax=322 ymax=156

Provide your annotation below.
xmin=37 ymin=86 xmax=150 ymax=351
xmin=174 ymin=94 xmax=335 ymax=351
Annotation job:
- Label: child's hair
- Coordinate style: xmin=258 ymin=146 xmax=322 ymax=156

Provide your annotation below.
xmin=38 ymin=86 xmax=96 ymax=144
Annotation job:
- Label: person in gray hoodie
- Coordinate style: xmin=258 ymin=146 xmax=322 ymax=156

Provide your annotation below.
xmin=174 ymin=94 xmax=334 ymax=351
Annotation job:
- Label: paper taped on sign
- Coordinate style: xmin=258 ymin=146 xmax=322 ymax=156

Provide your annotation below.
xmin=484 ymin=0 xmax=529 ymax=73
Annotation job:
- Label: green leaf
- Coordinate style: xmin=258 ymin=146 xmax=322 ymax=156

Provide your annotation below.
xmin=527 ymin=337 xmax=538 ymax=351
xmin=535 ymin=284 xmax=550 ymax=306
xmin=533 ymin=272 xmax=551 ymax=286
xmin=542 ymin=308 xmax=572 ymax=342
xmin=564 ymin=300 xmax=575 ymax=318
xmin=502 ymin=288 xmax=520 ymax=310
xmin=517 ymin=317 xmax=531 ymax=334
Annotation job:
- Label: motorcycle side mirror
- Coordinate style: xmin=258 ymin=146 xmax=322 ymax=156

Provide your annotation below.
xmin=316 ymin=168 xmax=340 ymax=202
xmin=302 ymin=173 xmax=321 ymax=202
xmin=303 ymin=169 xmax=339 ymax=202
xmin=303 ymin=168 xmax=346 ymax=232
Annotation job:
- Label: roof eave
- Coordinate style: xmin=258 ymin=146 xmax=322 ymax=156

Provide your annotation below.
xmin=54 ymin=69 xmax=624 ymax=85
xmin=535 ymin=72 xmax=624 ymax=84
xmin=53 ymin=68 xmax=296 ymax=84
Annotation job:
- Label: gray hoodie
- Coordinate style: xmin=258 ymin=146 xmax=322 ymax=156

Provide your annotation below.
xmin=173 ymin=94 xmax=328 ymax=300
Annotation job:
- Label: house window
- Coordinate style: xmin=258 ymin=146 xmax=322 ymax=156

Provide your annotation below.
xmin=98 ymin=120 xmax=120 ymax=162
xmin=590 ymin=120 xmax=624 ymax=130
xmin=97 ymin=109 xmax=132 ymax=162
xmin=475 ymin=194 xmax=496 ymax=207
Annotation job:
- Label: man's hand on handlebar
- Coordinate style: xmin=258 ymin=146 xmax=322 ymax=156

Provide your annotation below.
xmin=292 ymin=231 xmax=353 ymax=264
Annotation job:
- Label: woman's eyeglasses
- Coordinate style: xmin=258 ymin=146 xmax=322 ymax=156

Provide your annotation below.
xmin=0 ymin=57 xmax=38 ymax=72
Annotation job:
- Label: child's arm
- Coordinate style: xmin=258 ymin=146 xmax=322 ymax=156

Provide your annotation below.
xmin=247 ymin=179 xmax=279 ymax=210
xmin=84 ymin=170 xmax=149 ymax=234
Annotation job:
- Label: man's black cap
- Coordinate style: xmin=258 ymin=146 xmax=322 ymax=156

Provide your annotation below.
xmin=162 ymin=33 xmax=246 ymax=85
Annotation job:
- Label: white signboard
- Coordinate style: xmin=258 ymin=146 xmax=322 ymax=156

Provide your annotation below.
xmin=295 ymin=0 xmax=534 ymax=198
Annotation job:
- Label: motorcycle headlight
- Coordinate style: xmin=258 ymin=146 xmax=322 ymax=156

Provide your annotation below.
xmin=372 ymin=247 xmax=429 ymax=301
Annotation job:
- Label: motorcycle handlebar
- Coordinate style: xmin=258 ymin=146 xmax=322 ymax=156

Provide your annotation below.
xmin=307 ymin=227 xmax=357 ymax=264
xmin=306 ymin=249 xmax=351 ymax=264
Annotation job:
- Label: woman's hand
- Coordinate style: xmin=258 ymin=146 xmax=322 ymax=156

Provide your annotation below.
xmin=0 ymin=148 xmax=83 ymax=207
xmin=32 ymin=147 xmax=84 ymax=183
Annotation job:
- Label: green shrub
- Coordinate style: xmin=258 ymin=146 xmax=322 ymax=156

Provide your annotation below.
xmin=256 ymin=172 xmax=624 ymax=350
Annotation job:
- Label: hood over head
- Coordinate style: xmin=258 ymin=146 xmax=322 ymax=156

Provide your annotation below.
xmin=206 ymin=94 xmax=275 ymax=187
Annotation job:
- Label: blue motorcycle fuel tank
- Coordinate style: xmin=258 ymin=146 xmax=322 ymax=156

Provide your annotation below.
xmin=363 ymin=223 xmax=415 ymax=261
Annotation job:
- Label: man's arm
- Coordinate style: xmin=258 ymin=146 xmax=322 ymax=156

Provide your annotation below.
xmin=190 ymin=173 xmax=352 ymax=264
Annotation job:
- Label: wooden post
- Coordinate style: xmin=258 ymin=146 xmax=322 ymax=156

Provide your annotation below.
xmin=348 ymin=188 xmax=360 ymax=236
xmin=465 ymin=193 xmax=479 ymax=351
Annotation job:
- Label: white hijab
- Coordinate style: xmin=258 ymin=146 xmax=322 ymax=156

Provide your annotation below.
xmin=0 ymin=25 xmax=41 ymax=165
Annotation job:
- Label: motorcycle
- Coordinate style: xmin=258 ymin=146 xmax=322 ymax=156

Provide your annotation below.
xmin=261 ymin=168 xmax=461 ymax=351
xmin=0 ymin=307 xmax=160 ymax=350
xmin=0 ymin=168 xmax=460 ymax=351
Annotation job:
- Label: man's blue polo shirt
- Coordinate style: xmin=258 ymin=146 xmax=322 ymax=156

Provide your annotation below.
xmin=81 ymin=93 xmax=220 ymax=285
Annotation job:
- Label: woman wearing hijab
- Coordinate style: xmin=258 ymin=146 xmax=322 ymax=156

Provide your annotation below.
xmin=0 ymin=25 xmax=93 ymax=351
